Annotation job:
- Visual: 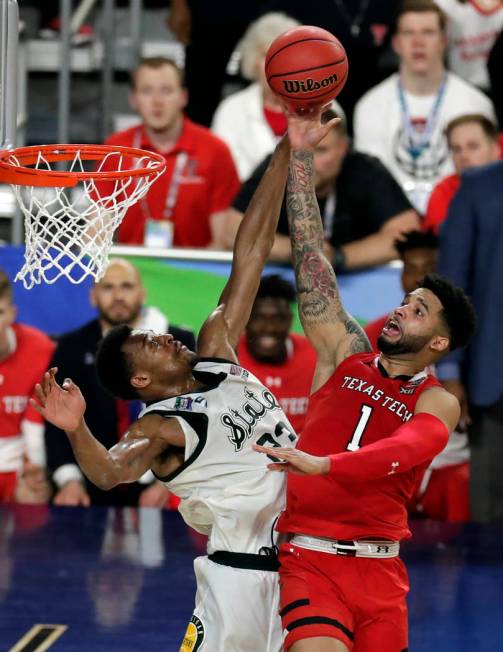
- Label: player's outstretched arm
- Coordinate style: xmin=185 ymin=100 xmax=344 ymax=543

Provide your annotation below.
xmin=197 ymin=135 xmax=290 ymax=361
xmin=31 ymin=369 xmax=184 ymax=489
xmin=253 ymin=387 xmax=458 ymax=479
xmin=286 ymin=116 xmax=371 ymax=390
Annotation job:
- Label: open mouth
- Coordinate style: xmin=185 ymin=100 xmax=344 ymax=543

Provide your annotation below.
xmin=382 ymin=318 xmax=401 ymax=338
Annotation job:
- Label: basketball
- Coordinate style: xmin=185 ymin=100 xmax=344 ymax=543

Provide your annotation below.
xmin=265 ymin=25 xmax=348 ymax=110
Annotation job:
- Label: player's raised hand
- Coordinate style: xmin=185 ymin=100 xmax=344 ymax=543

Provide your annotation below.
xmin=252 ymin=444 xmax=330 ymax=476
xmin=30 ymin=368 xmax=86 ymax=433
xmin=286 ymin=105 xmax=340 ymax=151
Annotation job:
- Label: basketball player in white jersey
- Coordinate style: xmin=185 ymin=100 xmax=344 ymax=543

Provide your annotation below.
xmin=32 ymin=109 xmax=339 ymax=651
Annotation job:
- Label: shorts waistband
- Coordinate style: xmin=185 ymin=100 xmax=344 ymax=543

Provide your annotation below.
xmin=290 ymin=534 xmax=400 ymax=558
xmin=208 ymin=550 xmax=279 ymax=572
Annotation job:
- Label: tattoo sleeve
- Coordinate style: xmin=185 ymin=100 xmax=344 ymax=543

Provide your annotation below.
xmin=286 ymin=149 xmax=370 ymax=357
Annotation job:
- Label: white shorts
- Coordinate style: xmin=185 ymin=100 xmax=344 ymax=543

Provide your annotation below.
xmin=178 ymin=555 xmax=283 ymax=652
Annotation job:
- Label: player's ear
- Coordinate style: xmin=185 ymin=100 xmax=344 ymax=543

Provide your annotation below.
xmin=429 ymin=335 xmax=449 ymax=354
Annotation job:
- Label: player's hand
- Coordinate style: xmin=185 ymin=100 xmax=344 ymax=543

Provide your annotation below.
xmin=286 ymin=105 xmax=340 ymax=151
xmin=252 ymin=444 xmax=330 ymax=476
xmin=139 ymin=481 xmax=171 ymax=508
xmin=54 ymin=480 xmax=91 ymax=507
xmin=167 ymin=0 xmax=191 ymax=45
xmin=30 ymin=368 xmax=86 ymax=433
xmin=442 ymin=379 xmax=470 ymax=431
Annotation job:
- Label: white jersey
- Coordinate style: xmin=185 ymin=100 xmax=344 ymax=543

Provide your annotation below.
xmin=140 ymin=358 xmax=297 ymax=555
xmin=353 ymin=72 xmax=495 ymax=213
xmin=436 ymin=0 xmax=503 ymax=89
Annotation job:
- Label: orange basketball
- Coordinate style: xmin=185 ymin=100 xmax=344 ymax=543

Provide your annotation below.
xmin=265 ymin=25 xmax=348 ymax=110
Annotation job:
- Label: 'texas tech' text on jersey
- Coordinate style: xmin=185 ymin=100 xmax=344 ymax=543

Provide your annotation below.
xmin=278 ymin=352 xmax=442 ymax=542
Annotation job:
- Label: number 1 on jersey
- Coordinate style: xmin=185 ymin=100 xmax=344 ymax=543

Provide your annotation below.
xmin=346 ymin=405 xmax=373 ymax=451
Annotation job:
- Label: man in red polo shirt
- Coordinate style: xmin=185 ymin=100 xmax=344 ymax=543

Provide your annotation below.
xmin=103 ymin=57 xmax=240 ymax=248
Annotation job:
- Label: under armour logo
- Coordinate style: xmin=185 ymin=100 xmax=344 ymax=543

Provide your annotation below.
xmin=388 ymin=461 xmax=400 ymax=475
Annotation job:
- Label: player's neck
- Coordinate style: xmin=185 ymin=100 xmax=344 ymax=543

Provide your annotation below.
xmin=0 ymin=326 xmax=15 ymax=362
xmin=378 ymin=353 xmax=426 ymax=378
xmin=399 ymin=64 xmax=445 ymax=96
xmin=145 ymin=115 xmax=184 ymax=152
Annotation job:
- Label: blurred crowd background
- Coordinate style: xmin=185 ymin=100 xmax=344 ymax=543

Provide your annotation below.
xmin=1 ymin=0 xmax=503 ymax=527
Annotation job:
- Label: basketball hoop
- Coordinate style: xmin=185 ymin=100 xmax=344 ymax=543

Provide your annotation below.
xmin=0 ymin=144 xmax=166 ymax=288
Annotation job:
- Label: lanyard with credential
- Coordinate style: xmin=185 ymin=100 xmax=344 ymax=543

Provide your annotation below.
xmin=397 ymin=76 xmax=447 ymax=161
xmin=133 ymin=127 xmax=188 ymax=220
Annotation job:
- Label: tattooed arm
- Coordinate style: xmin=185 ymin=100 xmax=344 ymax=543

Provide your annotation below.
xmin=286 ymin=116 xmax=371 ymax=392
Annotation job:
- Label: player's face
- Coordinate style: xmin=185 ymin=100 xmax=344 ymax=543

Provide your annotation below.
xmin=378 ymin=288 xmax=447 ymax=356
xmin=91 ymin=262 xmax=144 ymax=327
xmin=401 ymin=248 xmax=438 ymax=295
xmin=393 ymin=12 xmax=447 ymax=75
xmin=449 ymin=122 xmax=501 ymax=174
xmin=0 ymin=295 xmax=16 ymax=342
xmin=313 ymin=129 xmax=348 ymax=190
xmin=124 ymin=329 xmax=197 ymax=387
xmin=246 ymin=297 xmax=292 ymax=363
xmin=129 ymin=64 xmax=187 ymax=133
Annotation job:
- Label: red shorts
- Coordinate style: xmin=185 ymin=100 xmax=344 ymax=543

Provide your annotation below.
xmin=0 ymin=471 xmax=17 ymax=503
xmin=278 ymin=542 xmax=409 ymax=652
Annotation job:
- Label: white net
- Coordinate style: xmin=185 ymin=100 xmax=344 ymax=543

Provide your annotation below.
xmin=7 ymin=147 xmax=164 ymax=288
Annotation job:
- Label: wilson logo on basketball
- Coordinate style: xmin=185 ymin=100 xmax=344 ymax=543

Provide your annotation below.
xmin=282 ymin=74 xmax=338 ymax=94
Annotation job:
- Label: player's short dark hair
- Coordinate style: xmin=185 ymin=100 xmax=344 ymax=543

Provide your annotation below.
xmin=445 ymin=113 xmax=499 ymax=144
xmin=256 ymin=274 xmax=296 ymax=303
xmin=130 ymin=56 xmax=184 ymax=88
xmin=395 ymin=230 xmax=439 ymax=257
xmin=418 ymin=273 xmax=476 ymax=351
xmin=0 ymin=270 xmax=12 ymax=302
xmin=394 ymin=0 xmax=447 ymax=34
xmin=96 ymin=325 xmax=140 ymax=400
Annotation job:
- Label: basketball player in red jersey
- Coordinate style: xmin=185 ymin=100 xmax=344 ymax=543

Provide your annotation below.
xmin=254 ymin=110 xmax=477 ymax=652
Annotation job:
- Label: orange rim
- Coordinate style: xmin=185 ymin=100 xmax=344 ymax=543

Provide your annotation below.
xmin=0 ymin=144 xmax=166 ymax=187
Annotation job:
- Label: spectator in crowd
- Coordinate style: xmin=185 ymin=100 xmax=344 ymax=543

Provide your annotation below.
xmin=45 ymin=258 xmax=195 ymax=507
xmin=168 ymin=0 xmax=401 ymax=134
xmin=211 ymin=12 xmax=299 ymax=181
xmin=167 ymin=0 xmax=269 ymax=127
xmin=365 ymin=231 xmax=470 ymax=522
xmin=0 ymin=270 xmax=54 ymax=504
xmin=237 ymin=275 xmax=317 ymax=433
xmin=353 ymin=0 xmax=495 ymax=214
xmin=435 ymin=0 xmax=503 ymax=94
xmin=423 ymin=113 xmax=500 ymax=234
xmin=226 ymin=108 xmax=420 ymax=267
xmin=438 ymin=159 xmax=503 ymax=522
xmin=102 ymin=57 xmax=240 ymax=249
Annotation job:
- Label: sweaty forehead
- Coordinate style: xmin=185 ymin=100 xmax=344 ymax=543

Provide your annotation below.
xmin=409 ymin=287 xmax=443 ymax=313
